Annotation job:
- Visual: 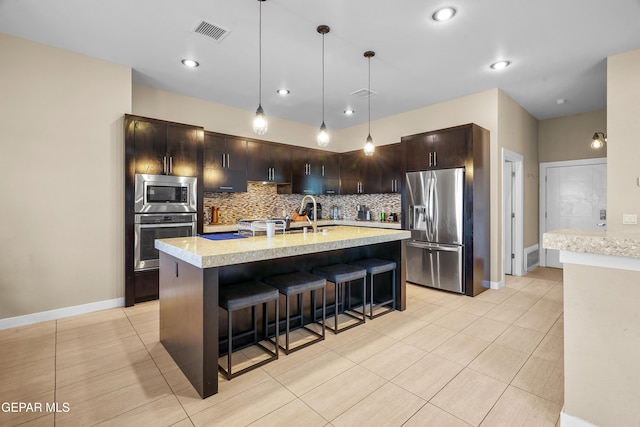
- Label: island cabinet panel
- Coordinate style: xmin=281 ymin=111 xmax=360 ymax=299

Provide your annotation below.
xmin=246 ymin=140 xmax=292 ymax=183
xmin=132 ymin=118 xmax=200 ymax=177
xmin=290 ymin=147 xmax=340 ymax=195
xmin=339 ymin=150 xmax=381 ymax=194
xmin=203 ymin=132 xmax=247 ymax=192
xmin=376 ymin=143 xmax=403 ymax=194
xmin=404 ymin=126 xmax=467 ymax=172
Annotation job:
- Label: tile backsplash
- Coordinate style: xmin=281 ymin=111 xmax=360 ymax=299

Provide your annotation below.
xmin=204 ymin=182 xmax=401 ymax=224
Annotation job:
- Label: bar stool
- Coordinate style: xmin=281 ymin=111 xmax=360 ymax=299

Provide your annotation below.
xmin=264 ymin=271 xmax=327 ymax=354
xmin=312 ymin=264 xmax=367 ymax=333
xmin=349 ymin=258 xmax=397 ymax=319
xmin=218 ymin=280 xmax=279 ymax=380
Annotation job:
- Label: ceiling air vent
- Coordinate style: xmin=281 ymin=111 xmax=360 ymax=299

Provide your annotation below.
xmin=351 ymin=88 xmax=377 ymax=99
xmin=194 ymin=20 xmax=230 ymax=42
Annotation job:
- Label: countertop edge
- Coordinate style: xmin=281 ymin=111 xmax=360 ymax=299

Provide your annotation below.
xmin=543 ymin=229 xmax=640 ymax=259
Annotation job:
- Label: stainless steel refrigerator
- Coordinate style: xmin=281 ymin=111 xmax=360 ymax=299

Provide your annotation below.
xmin=405 ymin=168 xmax=465 ymax=293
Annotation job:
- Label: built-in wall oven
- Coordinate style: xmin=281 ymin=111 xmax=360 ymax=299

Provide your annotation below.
xmin=134 ymin=213 xmax=196 ymax=270
xmin=133 ymin=174 xmax=197 ymax=271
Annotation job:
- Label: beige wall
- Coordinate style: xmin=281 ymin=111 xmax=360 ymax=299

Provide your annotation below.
xmin=133 ymin=85 xmax=320 ymax=150
xmin=0 ymin=33 xmax=131 ymax=319
xmin=607 ymin=48 xmax=640 ymax=232
xmin=498 ymin=91 xmax=540 ymax=254
xmin=538 ymin=109 xmax=607 ymax=163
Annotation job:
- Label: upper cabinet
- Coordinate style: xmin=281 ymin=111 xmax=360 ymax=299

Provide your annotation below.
xmin=339 ymin=150 xmax=380 ymax=194
xmin=376 ymin=143 xmax=403 ymax=194
xmin=203 ymin=132 xmax=247 ymax=192
xmin=290 ymin=148 xmax=340 ymax=195
xmin=246 ymin=140 xmax=291 ymax=183
xmin=132 ymin=118 xmax=200 ymax=177
xmin=404 ymin=126 xmax=467 ymax=172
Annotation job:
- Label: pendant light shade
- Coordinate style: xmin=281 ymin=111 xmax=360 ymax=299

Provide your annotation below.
xmin=317 ymin=25 xmax=330 ymax=147
xmin=253 ymin=0 xmax=268 ymax=135
xmin=363 ymin=50 xmax=375 ymax=156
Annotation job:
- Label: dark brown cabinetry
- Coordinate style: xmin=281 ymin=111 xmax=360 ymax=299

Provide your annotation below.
xmin=246 ymin=140 xmax=291 ymax=183
xmin=124 ymin=115 xmax=203 ymax=307
xmin=404 ymin=126 xmax=467 ymax=172
xmin=401 ymin=123 xmax=490 ymax=298
xmin=203 ymin=132 xmax=247 ymax=192
xmin=132 ymin=119 xmax=200 ymax=177
xmin=339 ymin=150 xmax=380 ymax=194
xmin=290 ymin=148 xmax=340 ymax=195
xmin=376 ymin=143 xmax=403 ymax=193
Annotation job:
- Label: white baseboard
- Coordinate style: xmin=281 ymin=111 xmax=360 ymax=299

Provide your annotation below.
xmin=486 ymin=279 xmax=504 ymax=290
xmin=0 ymin=298 xmax=125 ymax=330
xmin=560 ymin=409 xmax=599 ymax=427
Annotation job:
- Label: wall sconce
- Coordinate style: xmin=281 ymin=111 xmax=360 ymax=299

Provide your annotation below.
xmin=591 ymin=132 xmax=607 ymax=149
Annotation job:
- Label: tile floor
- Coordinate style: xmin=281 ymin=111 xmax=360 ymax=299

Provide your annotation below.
xmin=0 ymin=268 xmax=564 ymax=426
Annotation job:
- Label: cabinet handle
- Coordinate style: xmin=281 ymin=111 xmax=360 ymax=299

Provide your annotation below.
xmin=163 ymin=156 xmax=168 ymax=174
xmin=428 ymin=152 xmax=432 ymax=167
xmin=326 ymin=190 xmax=335 ymax=194
xmin=219 ymin=186 xmax=233 ymax=190
xmin=322 ymin=165 xmax=325 ymax=177
xmin=222 ymin=153 xmax=225 ymax=168
xmin=227 ymin=154 xmax=230 ymax=168
xmin=169 ymin=156 xmax=173 ymax=174
xmin=304 ymin=189 xmax=312 ymax=193
xmin=434 ymin=151 xmax=437 ymax=166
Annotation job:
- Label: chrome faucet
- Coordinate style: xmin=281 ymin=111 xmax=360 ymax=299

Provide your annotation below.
xmin=299 ymin=195 xmax=318 ymax=233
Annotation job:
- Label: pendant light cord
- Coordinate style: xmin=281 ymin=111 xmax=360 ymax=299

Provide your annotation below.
xmin=258 ymin=0 xmax=262 ymax=106
xmin=368 ymin=55 xmax=371 ymax=135
xmin=322 ymin=31 xmax=325 ymax=123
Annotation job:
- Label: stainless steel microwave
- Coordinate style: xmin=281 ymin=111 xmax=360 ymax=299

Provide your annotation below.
xmin=134 ymin=174 xmax=197 ymax=213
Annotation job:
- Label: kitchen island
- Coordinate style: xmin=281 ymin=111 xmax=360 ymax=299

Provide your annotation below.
xmin=543 ymin=229 xmax=640 ymax=427
xmin=155 ymin=226 xmax=410 ymax=398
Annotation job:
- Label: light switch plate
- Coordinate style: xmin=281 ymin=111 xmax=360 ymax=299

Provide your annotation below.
xmin=623 ymin=214 xmax=638 ymax=225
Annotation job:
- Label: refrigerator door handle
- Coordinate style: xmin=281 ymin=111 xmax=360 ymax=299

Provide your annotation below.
xmin=407 ymin=241 xmax=461 ymax=252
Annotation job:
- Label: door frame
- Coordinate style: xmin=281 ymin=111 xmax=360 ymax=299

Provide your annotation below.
xmin=502 ymin=148 xmax=524 ymax=278
xmin=539 ymin=157 xmax=607 ymax=267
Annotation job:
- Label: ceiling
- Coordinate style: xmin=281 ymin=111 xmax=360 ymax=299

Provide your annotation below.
xmin=2 ymin=0 xmax=640 ymax=131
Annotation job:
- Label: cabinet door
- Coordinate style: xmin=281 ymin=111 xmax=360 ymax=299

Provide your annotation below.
xmin=247 ymin=141 xmax=291 ymax=182
xmin=203 ymin=134 xmax=247 ymax=192
xmin=133 ymin=120 xmax=166 ymax=175
xmin=318 ymin=152 xmax=340 ymax=179
xmin=167 ymin=125 xmax=199 ymax=177
xmin=404 ymin=134 xmax=434 ymax=172
xmin=377 ymin=143 xmax=402 ymax=193
xmin=431 ymin=127 xmax=467 ymax=169
xmin=339 ymin=151 xmax=379 ymax=194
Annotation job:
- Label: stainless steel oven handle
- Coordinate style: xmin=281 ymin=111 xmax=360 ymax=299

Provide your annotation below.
xmin=137 ymin=222 xmax=195 ymax=228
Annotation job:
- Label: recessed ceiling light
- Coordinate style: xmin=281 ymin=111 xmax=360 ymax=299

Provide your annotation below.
xmin=432 ymin=7 xmax=457 ymax=21
xmin=490 ymin=60 xmax=511 ymax=70
xmin=276 ymin=89 xmax=290 ymax=95
xmin=556 ymin=98 xmax=567 ymax=105
xmin=181 ymin=59 xmax=199 ymax=68
xmin=344 ymin=109 xmax=355 ymax=116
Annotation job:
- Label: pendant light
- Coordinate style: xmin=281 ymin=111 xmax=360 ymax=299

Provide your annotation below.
xmin=252 ymin=0 xmax=268 ymax=135
xmin=363 ymin=50 xmax=375 ymax=156
xmin=316 ymin=25 xmax=330 ymax=147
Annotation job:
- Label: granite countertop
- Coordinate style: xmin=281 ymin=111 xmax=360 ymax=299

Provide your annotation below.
xmin=202 ymin=219 xmax=402 ymax=234
xmin=543 ymin=229 xmax=640 ymax=259
xmin=156 ymin=225 xmax=411 ymax=268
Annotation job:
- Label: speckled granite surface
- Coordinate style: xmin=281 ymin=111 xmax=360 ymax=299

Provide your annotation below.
xmin=157 ymin=226 xmax=411 ymax=268
xmin=543 ymin=229 xmax=640 ymax=259
xmin=202 ymin=219 xmax=402 ymax=234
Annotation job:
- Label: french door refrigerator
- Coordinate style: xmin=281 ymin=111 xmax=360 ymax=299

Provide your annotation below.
xmin=405 ymin=168 xmax=465 ymax=293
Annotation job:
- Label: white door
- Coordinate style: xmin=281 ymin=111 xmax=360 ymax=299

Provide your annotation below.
xmin=503 ymin=161 xmax=514 ymax=275
xmin=544 ymin=162 xmax=607 ymax=268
